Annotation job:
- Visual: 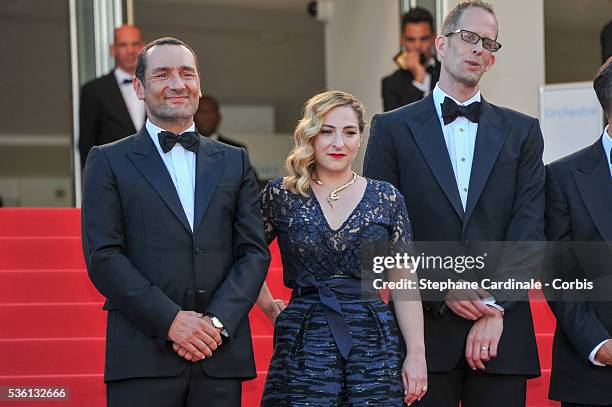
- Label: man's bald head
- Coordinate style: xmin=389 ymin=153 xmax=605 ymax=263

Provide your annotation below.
xmin=112 ymin=25 xmax=144 ymax=74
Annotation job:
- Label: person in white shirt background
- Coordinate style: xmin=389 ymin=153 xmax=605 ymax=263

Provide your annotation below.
xmin=79 ymin=24 xmax=145 ymax=170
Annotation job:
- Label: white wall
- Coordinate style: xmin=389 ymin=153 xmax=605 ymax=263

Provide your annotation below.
xmin=443 ymin=0 xmax=546 ymax=118
xmin=323 ymin=0 xmax=400 ymax=173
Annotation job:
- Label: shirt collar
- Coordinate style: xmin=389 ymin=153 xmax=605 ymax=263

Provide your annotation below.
xmin=146 ymin=119 xmax=196 ymax=153
xmin=433 ymin=83 xmax=481 ymax=122
xmin=602 ymin=125 xmax=612 ymax=164
xmin=114 ymin=67 xmax=133 ymax=83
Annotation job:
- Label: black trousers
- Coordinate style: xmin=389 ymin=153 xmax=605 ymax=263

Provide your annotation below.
xmin=562 ymin=403 xmax=612 ymax=407
xmin=106 ymin=363 xmax=242 ymax=407
xmin=415 ymin=359 xmax=527 ymax=407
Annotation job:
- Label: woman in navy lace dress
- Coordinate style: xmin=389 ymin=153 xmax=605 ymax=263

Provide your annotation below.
xmin=256 ymin=91 xmax=427 ymax=406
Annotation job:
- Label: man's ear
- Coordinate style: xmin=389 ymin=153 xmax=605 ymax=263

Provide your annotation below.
xmin=483 ymin=54 xmax=496 ymax=73
xmin=133 ymin=78 xmax=145 ymax=100
xmin=435 ymin=35 xmax=446 ymax=59
xmin=109 ymin=44 xmax=116 ymax=58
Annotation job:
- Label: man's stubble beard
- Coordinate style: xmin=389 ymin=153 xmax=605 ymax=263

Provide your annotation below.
xmin=147 ymin=100 xmax=198 ymax=123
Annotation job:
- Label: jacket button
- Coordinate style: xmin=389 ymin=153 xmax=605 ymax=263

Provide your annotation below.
xmin=185 ymin=289 xmax=194 ymax=296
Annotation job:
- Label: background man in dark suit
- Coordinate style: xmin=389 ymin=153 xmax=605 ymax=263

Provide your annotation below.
xmin=382 ymin=7 xmax=441 ymax=112
xmin=79 ymin=24 xmax=145 ymax=169
xmin=194 ymin=95 xmax=246 ymax=149
xmin=545 ymin=58 xmax=612 ymax=407
xmin=81 ymin=37 xmax=270 ymax=407
xmin=194 ymin=95 xmax=261 ymax=186
xmin=365 ymin=1 xmax=544 ymax=406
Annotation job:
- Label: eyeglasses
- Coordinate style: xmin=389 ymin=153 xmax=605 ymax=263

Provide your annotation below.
xmin=445 ymin=29 xmax=502 ymax=52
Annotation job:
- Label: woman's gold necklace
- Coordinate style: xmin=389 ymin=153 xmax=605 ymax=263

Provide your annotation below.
xmin=311 ymin=171 xmax=357 ymax=211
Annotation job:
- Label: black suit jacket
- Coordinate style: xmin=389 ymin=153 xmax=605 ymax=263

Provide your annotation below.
xmin=364 ymin=94 xmax=544 ymax=376
xmin=79 ymin=70 xmax=144 ymax=169
xmin=545 ymin=139 xmax=612 ymax=405
xmin=214 ymin=134 xmax=246 ymax=150
xmin=81 ymin=127 xmax=270 ymax=382
xmin=381 ymin=61 xmax=440 ymax=112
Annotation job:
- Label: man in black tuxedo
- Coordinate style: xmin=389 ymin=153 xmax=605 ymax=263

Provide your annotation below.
xmin=81 ymin=37 xmax=270 ymax=407
xmin=382 ymin=7 xmax=441 ymax=112
xmin=79 ymin=25 xmax=145 ymax=170
xmin=365 ymin=1 xmax=544 ymax=406
xmin=545 ymin=59 xmax=612 ymax=407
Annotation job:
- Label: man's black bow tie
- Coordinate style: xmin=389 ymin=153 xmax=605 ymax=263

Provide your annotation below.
xmin=158 ymin=131 xmax=200 ymax=153
xmin=121 ymin=78 xmax=132 ymax=84
xmin=441 ymin=97 xmax=481 ymax=125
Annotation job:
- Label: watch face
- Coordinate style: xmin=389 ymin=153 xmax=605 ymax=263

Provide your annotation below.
xmin=211 ymin=317 xmax=223 ymax=328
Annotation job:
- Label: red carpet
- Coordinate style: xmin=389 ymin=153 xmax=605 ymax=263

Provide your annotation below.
xmin=0 ymin=208 xmax=558 ymax=406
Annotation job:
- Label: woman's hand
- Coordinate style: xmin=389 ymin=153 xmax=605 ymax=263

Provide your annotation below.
xmin=401 ymin=350 xmax=427 ymax=405
xmin=264 ymin=299 xmax=287 ymax=324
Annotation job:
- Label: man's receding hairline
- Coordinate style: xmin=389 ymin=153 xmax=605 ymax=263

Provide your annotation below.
xmin=143 ymin=44 xmax=198 ymax=73
xmin=454 ymin=7 xmax=499 ymax=39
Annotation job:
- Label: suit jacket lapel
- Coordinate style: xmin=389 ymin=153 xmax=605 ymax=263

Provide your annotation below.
xmin=107 ymin=71 xmax=136 ymax=133
xmin=464 ymin=99 xmax=510 ymax=226
xmin=127 ymin=127 xmax=191 ymax=233
xmin=573 ymin=140 xmax=612 ymax=245
xmin=193 ymin=137 xmax=226 ymax=234
xmin=408 ymin=95 xmax=464 ymax=220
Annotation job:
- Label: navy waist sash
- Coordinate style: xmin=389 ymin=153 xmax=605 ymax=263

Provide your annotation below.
xmin=290 ymin=275 xmax=380 ymax=360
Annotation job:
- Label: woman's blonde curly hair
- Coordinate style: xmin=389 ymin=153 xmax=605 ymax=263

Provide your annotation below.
xmin=283 ymin=90 xmax=365 ymax=196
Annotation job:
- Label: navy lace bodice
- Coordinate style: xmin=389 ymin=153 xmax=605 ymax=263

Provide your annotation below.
xmin=260 ymin=177 xmax=413 ymax=288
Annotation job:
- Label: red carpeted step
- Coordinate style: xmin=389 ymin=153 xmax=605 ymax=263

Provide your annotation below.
xmin=249 ymin=306 xmax=274 ymax=336
xmin=0 ymin=238 xmax=85 ymax=270
xmin=242 ymin=371 xmax=267 ymax=407
xmin=530 ymin=299 xmax=556 ymax=334
xmin=268 ymin=240 xmax=282 ymax=269
xmin=0 ymin=374 xmax=105 ymax=407
xmin=0 ymin=208 xmax=81 ymax=237
xmin=0 ymin=335 xmax=272 ymax=378
xmin=536 ymin=333 xmax=553 ymax=370
xmin=0 ymin=303 xmax=106 ymax=339
xmin=526 ymin=369 xmax=559 ymax=406
xmin=0 ymin=338 xmax=105 ymax=376
xmin=0 ymin=210 xmax=559 ymax=406
xmin=0 ymin=269 xmax=102 ymax=304
xmin=0 ymin=372 xmax=270 ymax=407
xmin=253 ymin=336 xmax=273 ymax=372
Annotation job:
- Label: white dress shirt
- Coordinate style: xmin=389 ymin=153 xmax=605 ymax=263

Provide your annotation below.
xmin=114 ymin=67 xmax=145 ymax=131
xmin=432 ymin=84 xmax=481 ymax=210
xmin=146 ymin=119 xmax=197 ymax=232
xmin=602 ymin=125 xmax=612 ymax=179
xmin=432 ymin=85 xmax=505 ymax=313
xmin=411 ymin=57 xmax=437 ymax=97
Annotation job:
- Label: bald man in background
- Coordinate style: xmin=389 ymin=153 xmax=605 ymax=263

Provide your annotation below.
xmin=79 ymin=25 xmax=145 ymax=169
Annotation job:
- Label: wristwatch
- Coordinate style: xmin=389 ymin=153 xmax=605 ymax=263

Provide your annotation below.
xmin=206 ymin=314 xmax=229 ymax=339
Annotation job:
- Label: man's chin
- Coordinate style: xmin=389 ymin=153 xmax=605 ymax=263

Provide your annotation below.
xmin=155 ymin=108 xmax=198 ymax=121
